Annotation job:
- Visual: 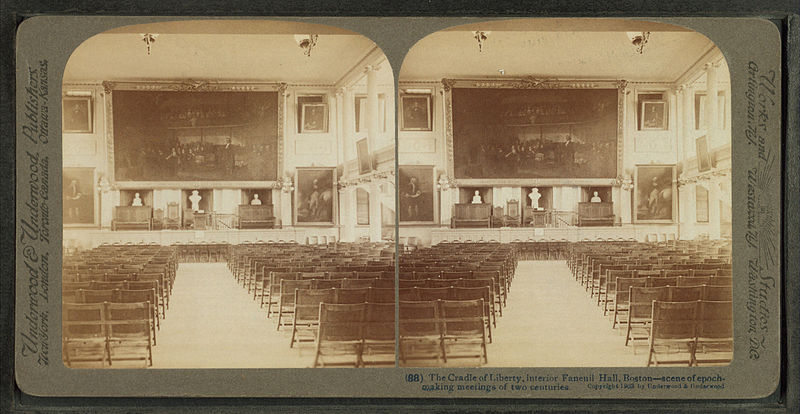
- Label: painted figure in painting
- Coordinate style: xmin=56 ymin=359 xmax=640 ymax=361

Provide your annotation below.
xmin=647 ymin=177 xmax=671 ymax=219
xmin=308 ymin=179 xmax=321 ymax=219
xmin=402 ymin=176 xmax=422 ymax=220
xmin=65 ymin=180 xmax=83 ymax=221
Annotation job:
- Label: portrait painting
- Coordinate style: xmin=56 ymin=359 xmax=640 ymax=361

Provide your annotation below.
xmin=301 ymin=103 xmax=328 ymax=133
xmin=111 ymin=88 xmax=279 ymax=182
xmin=398 ymin=165 xmax=435 ymax=223
xmin=696 ymin=135 xmax=712 ymax=172
xmin=63 ymin=167 xmax=96 ymax=225
xmin=640 ymin=101 xmax=667 ymax=130
xmin=634 ymin=165 xmax=676 ymax=223
xmin=356 ymin=138 xmax=372 ymax=175
xmin=294 ymin=167 xmax=335 ymax=225
xmin=401 ymin=94 xmax=432 ymax=131
xmin=62 ymin=96 xmax=93 ymax=133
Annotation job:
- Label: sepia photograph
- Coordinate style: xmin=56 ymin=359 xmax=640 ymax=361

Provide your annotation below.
xmin=8 ymin=10 xmax=791 ymax=403
xmin=398 ymin=18 xmax=732 ymax=367
xmin=60 ymin=20 xmax=397 ymax=369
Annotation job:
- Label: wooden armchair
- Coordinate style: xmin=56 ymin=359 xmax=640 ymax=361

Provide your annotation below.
xmin=164 ymin=202 xmax=181 ymax=230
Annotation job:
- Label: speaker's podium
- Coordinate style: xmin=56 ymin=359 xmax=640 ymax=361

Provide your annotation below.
xmin=238 ymin=204 xmax=275 ymax=229
xmin=577 ymin=202 xmax=614 ymax=226
xmin=451 ymin=203 xmax=492 ymax=228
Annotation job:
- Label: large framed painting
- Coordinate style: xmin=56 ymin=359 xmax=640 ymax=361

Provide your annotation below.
xmin=446 ymin=79 xmax=623 ymax=183
xmin=356 ymin=138 xmax=372 ymax=175
xmin=401 ymin=94 xmax=432 ymax=131
xmin=106 ymin=81 xmax=281 ymax=185
xmin=398 ymin=165 xmax=436 ymax=224
xmin=63 ymin=167 xmax=96 ymax=226
xmin=695 ymin=135 xmax=712 ymax=172
xmin=294 ymin=167 xmax=336 ymax=225
xmin=634 ymin=165 xmax=676 ymax=223
xmin=62 ymin=96 xmax=93 ymax=133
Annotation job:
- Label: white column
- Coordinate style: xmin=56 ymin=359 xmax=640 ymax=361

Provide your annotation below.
xmin=368 ymin=181 xmax=382 ymax=242
xmin=100 ymin=188 xmax=113 ymax=229
xmin=440 ymin=185 xmax=454 ymax=228
xmin=709 ymin=180 xmax=721 ymax=239
xmin=686 ymin=182 xmax=698 ymax=239
xmin=335 ymin=89 xmax=345 ymax=169
xmin=682 ymin=83 xmax=693 ymax=157
xmin=620 ymin=183 xmax=632 ymax=224
xmin=612 ymin=186 xmax=621 ymax=224
xmin=366 ymin=65 xmax=380 ymax=152
xmin=706 ymin=62 xmax=719 ymax=147
xmin=675 ymin=86 xmax=685 ymax=162
xmin=280 ymin=189 xmax=293 ymax=229
xmin=271 ymin=188 xmax=281 ymax=226
xmin=339 ymin=186 xmax=356 ymax=242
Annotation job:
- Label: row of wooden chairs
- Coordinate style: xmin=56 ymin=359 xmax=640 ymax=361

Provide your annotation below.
xmin=623 ymin=285 xmax=733 ymax=347
xmin=62 ymin=301 xmax=154 ymax=368
xmin=64 ymin=272 xmax=170 ymax=318
xmin=288 ymin=285 xmax=496 ymax=351
xmin=603 ymin=274 xmax=733 ymax=316
xmin=399 ymin=299 xmax=489 ymax=365
xmin=312 ymin=302 xmax=395 ymax=368
xmin=63 ymin=288 xmax=161 ymax=344
xmin=646 ymin=300 xmax=733 ymax=366
xmin=260 ymin=271 xmax=394 ymax=311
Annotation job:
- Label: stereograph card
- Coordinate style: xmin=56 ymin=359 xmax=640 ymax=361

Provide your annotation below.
xmin=9 ymin=12 xmax=795 ymax=409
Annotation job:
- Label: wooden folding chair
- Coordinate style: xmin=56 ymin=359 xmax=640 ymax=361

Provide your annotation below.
xmin=694 ymin=300 xmax=733 ymax=366
xmin=276 ymin=279 xmax=313 ymax=329
xmin=105 ymin=302 xmax=153 ymax=367
xmin=439 ymin=299 xmax=488 ymax=364
xmin=290 ymin=288 xmax=335 ymax=348
xmin=399 ymin=300 xmax=441 ymax=365
xmin=312 ymin=303 xmax=366 ymax=368
xmin=361 ymin=303 xmax=396 ymax=367
xmin=625 ymin=286 xmax=671 ymax=347
xmin=62 ymin=302 xmax=108 ymax=368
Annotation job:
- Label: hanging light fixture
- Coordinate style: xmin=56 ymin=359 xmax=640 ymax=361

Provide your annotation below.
xmin=626 ymin=31 xmax=650 ymax=54
xmin=294 ymin=34 xmax=319 ymax=57
xmin=140 ymin=33 xmax=158 ymax=55
xmin=473 ymin=30 xmax=490 ymax=53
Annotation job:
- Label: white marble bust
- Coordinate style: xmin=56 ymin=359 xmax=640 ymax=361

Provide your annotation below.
xmin=590 ymin=191 xmax=602 ymax=203
xmin=131 ymin=192 xmax=143 ymax=206
xmin=471 ymin=190 xmax=482 ymax=204
xmin=189 ymin=190 xmax=202 ymax=212
xmin=250 ymin=193 xmax=262 ymax=205
xmin=529 ymin=188 xmax=542 ymax=210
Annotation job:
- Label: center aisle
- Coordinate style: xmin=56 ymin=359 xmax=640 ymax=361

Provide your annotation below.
xmin=487 ymin=260 xmax=647 ymax=367
xmin=152 ymin=262 xmax=311 ymax=368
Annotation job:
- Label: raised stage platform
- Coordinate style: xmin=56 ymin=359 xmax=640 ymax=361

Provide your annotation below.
xmin=63 ymin=228 xmax=341 ymax=250
xmin=426 ymin=224 xmax=680 ymax=245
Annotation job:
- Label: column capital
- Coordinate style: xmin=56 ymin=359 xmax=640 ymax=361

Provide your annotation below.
xmin=364 ymin=64 xmax=381 ymax=73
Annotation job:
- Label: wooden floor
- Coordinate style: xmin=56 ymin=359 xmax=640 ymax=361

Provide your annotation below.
xmin=151 ymin=260 xmax=646 ymax=368
xmin=487 ymin=260 xmax=646 ymax=367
